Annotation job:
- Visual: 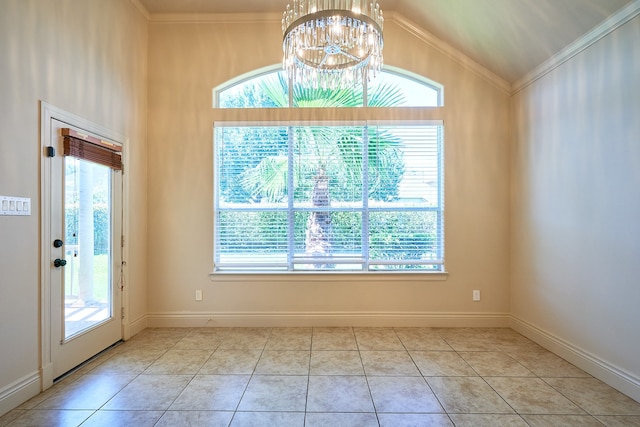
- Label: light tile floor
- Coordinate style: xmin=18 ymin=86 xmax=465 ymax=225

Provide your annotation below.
xmin=2 ymin=327 xmax=640 ymax=426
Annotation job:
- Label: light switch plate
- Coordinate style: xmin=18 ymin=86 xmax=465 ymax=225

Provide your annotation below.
xmin=0 ymin=196 xmax=31 ymax=216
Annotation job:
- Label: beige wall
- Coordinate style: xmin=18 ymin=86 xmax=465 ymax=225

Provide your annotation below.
xmin=146 ymin=19 xmax=511 ymax=326
xmin=510 ymin=15 xmax=640 ymax=399
xmin=0 ymin=0 xmax=148 ymax=414
xmin=1 ymin=0 xmax=638 ymax=415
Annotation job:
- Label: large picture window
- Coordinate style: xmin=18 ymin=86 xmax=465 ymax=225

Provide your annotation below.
xmin=214 ymin=122 xmax=444 ymax=272
xmin=213 ymin=66 xmax=444 ymax=273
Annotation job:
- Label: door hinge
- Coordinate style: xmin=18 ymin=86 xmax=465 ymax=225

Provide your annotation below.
xmin=121 ymin=307 xmax=125 ymax=320
xmin=46 ymin=146 xmax=56 ymax=157
xmin=121 ymin=235 xmax=125 ymax=248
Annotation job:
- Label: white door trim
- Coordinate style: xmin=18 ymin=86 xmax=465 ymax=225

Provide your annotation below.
xmin=39 ymin=102 xmax=129 ymax=390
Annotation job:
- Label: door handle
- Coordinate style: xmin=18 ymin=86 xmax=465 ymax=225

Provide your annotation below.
xmin=53 ymin=259 xmax=67 ymax=268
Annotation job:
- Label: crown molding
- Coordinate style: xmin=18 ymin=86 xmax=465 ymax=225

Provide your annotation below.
xmin=127 ymin=0 xmax=280 ymax=23
xmin=512 ymin=0 xmax=640 ymax=94
xmin=129 ymin=0 xmax=150 ymax=20
xmin=386 ymin=11 xmax=512 ymax=94
xmin=129 ymin=1 xmax=639 ymax=95
xmin=131 ymin=6 xmax=511 ymax=93
xmin=148 ymin=12 xmax=282 ymax=24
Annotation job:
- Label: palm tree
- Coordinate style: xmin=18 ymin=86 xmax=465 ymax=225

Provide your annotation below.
xmin=240 ymin=74 xmax=405 ymax=268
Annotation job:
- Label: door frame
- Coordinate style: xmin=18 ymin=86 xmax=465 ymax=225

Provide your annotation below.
xmin=39 ymin=102 xmax=130 ymax=390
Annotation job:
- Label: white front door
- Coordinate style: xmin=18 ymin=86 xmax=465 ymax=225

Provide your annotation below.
xmin=42 ymin=111 xmax=123 ymax=382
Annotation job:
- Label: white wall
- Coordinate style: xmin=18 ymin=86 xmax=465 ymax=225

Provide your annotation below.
xmin=0 ymin=0 xmax=148 ymax=415
xmin=145 ymin=18 xmax=512 ymax=327
xmin=511 ymin=15 xmax=640 ymax=400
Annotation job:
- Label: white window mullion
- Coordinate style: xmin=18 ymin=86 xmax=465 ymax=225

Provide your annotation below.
xmin=437 ymin=125 xmax=445 ymax=264
xmin=213 ymin=128 xmax=222 ymax=270
xmin=287 ymin=125 xmax=295 ymax=270
xmin=362 ymin=125 xmax=370 ymax=271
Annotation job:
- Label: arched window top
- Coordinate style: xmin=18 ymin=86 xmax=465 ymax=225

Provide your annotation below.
xmin=215 ymin=65 xmax=443 ymax=108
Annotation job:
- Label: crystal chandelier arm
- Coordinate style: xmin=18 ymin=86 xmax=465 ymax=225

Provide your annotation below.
xmin=318 ymin=53 xmax=330 ymax=67
xmin=339 ymin=50 xmax=366 ymax=62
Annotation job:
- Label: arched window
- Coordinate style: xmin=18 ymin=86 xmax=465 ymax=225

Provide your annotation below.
xmin=213 ymin=67 xmax=445 ymax=274
xmin=215 ymin=66 xmax=443 ymax=108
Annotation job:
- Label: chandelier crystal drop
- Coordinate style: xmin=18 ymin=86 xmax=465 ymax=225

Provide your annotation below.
xmin=282 ymin=0 xmax=384 ymax=89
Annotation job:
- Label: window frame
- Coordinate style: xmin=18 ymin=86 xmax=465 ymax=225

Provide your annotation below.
xmin=213 ymin=120 xmax=445 ymax=275
xmin=211 ymin=66 xmax=447 ymax=277
xmin=213 ymin=65 xmax=444 ymax=109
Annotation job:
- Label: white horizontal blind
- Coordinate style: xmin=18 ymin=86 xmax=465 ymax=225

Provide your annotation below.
xmin=215 ymin=126 xmax=290 ymax=270
xmin=366 ymin=124 xmax=444 ymax=270
xmin=214 ymin=122 xmax=444 ymax=272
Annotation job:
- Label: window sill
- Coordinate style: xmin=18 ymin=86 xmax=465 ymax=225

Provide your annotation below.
xmin=208 ymin=271 xmax=449 ymax=282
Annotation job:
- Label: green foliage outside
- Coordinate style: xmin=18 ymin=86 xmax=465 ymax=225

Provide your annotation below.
xmin=218 ymin=209 xmax=437 ymax=265
xmin=65 ymin=204 xmax=110 ymax=255
xmin=369 ymin=212 xmax=437 ymax=267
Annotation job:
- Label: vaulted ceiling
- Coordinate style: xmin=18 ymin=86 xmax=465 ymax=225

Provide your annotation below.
xmin=137 ymin=0 xmax=634 ymax=83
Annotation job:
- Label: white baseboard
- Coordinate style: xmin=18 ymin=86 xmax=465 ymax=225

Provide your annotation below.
xmin=145 ymin=311 xmax=511 ymax=328
xmin=0 ymin=371 xmax=40 ymax=418
xmin=127 ymin=314 xmax=148 ymax=339
xmin=510 ymin=316 xmax=640 ymax=402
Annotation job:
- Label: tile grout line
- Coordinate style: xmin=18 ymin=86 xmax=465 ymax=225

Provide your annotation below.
xmin=5 ymin=327 xmax=640 ymax=426
xmin=227 ymin=327 xmax=272 ymax=426
xmin=354 ymin=327 xmax=382 ymax=426
xmin=396 ymin=328 xmax=456 ymax=425
xmin=447 ymin=331 xmax=533 ymax=423
xmin=305 ymin=327 xmax=315 ymax=426
xmin=157 ymin=328 xmax=207 ymax=424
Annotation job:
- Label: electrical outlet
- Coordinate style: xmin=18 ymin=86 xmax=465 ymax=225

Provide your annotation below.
xmin=472 ymin=290 xmax=481 ymax=301
xmin=195 ymin=290 xmax=203 ymax=301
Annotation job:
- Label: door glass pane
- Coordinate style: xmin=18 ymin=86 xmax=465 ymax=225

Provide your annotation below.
xmin=64 ymin=158 xmax=112 ymax=339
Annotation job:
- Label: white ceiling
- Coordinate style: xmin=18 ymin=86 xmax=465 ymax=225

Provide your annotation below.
xmin=138 ymin=0 xmax=634 ymax=83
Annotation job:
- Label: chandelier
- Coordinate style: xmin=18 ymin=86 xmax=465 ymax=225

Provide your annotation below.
xmin=282 ymin=0 xmax=384 ymax=89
